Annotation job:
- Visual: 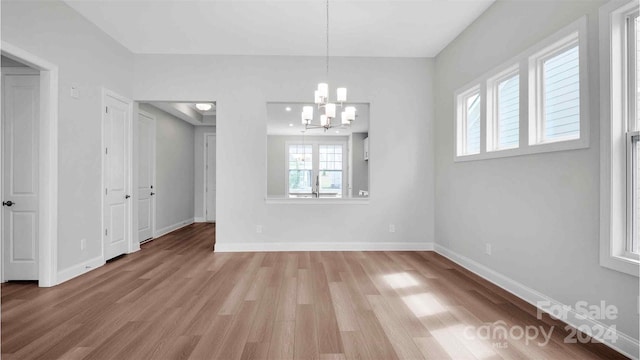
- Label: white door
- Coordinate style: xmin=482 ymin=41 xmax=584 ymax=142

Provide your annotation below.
xmin=137 ymin=111 xmax=155 ymax=242
xmin=205 ymin=134 xmax=216 ymax=222
xmin=2 ymin=74 xmax=39 ymax=280
xmin=103 ymin=92 xmax=131 ymax=261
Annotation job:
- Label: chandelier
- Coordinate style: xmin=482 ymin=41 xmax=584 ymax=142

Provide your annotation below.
xmin=301 ymin=0 xmax=356 ymax=131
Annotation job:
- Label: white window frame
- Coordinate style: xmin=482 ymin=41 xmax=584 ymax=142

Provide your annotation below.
xmin=284 ymin=140 xmax=347 ymax=198
xmin=487 ymin=65 xmax=520 ymax=152
xmin=455 ymin=85 xmax=482 ymax=157
xmin=528 ymin=34 xmax=582 ymax=145
xmin=453 ymin=16 xmax=589 ymax=162
xmin=599 ymin=0 xmax=640 ymax=277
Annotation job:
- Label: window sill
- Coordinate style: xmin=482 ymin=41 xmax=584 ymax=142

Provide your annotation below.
xmin=265 ymin=197 xmax=370 ymax=205
xmin=454 ymin=137 xmax=589 ymax=162
xmin=600 ymin=253 xmax=640 ymax=277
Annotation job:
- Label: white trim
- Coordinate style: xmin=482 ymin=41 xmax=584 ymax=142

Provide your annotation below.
xmin=599 ymin=0 xmax=640 ymax=277
xmin=454 ymin=16 xmax=589 ymax=163
xmin=56 ymin=255 xmax=104 ymax=285
xmin=194 ymin=217 xmax=206 ymax=223
xmin=1 ymin=41 xmax=59 ymax=287
xmin=433 ymin=244 xmax=639 ymax=360
xmin=215 ymin=241 xmax=434 ymax=252
xmin=154 ymin=218 xmax=194 ymax=239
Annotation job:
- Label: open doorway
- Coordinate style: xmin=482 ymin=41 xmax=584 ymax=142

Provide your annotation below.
xmin=0 ymin=44 xmax=58 ymax=287
xmin=135 ymin=101 xmax=216 ymax=246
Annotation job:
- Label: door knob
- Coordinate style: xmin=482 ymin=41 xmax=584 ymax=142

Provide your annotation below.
xmin=150 ymin=192 xmax=155 ymax=196
xmin=125 ymin=195 xmax=131 ymax=199
xmin=2 ymin=201 xmax=14 ymax=207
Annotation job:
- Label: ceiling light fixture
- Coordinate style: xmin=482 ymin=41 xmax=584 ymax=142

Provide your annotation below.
xmin=196 ymin=103 xmax=212 ymax=111
xmin=285 ymin=107 xmax=292 ymax=112
xmin=301 ymin=0 xmax=355 ymax=131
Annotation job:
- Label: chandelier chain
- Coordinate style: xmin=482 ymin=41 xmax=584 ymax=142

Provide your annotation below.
xmin=326 ymin=0 xmax=329 ymax=82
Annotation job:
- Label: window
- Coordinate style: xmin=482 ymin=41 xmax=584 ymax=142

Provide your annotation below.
xmin=286 ymin=142 xmax=346 ymax=198
xmin=599 ymin=0 xmax=639 ymax=276
xmin=456 ymin=87 xmax=481 ymax=156
xmin=454 ymin=16 xmax=587 ymax=162
xmin=530 ymin=33 xmax=580 ymax=144
xmin=319 ymin=145 xmax=343 ymax=197
xmin=288 ymin=144 xmax=313 ymax=195
xmin=488 ymin=68 xmax=519 ymax=151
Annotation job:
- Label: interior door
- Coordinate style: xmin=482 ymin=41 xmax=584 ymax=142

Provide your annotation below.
xmin=205 ymin=134 xmax=216 ymax=222
xmin=103 ymin=92 xmax=131 ymax=261
xmin=137 ymin=111 xmax=154 ymax=242
xmin=2 ymin=74 xmax=39 ymax=280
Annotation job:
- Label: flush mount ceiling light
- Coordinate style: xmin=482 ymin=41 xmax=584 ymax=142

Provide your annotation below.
xmin=301 ymin=0 xmax=355 ymax=131
xmin=195 ymin=103 xmax=213 ymax=111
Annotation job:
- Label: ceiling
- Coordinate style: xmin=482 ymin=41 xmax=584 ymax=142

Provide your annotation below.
xmin=64 ymin=0 xmax=494 ymax=57
xmin=146 ymin=102 xmax=217 ymax=126
xmin=267 ymin=102 xmax=369 ymax=136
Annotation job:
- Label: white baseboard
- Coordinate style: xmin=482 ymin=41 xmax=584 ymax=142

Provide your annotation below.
xmin=194 ymin=217 xmax=206 ymax=223
xmin=433 ymin=244 xmax=639 ymax=360
xmin=56 ymin=256 xmax=104 ymax=285
xmin=215 ymin=241 xmax=434 ymax=252
xmin=154 ymin=218 xmax=194 ymax=239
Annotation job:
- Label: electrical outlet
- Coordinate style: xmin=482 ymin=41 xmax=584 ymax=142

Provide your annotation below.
xmin=389 ymin=224 xmax=396 ymax=233
xmin=485 ymin=243 xmax=492 ymax=255
xmin=80 ymin=238 xmax=86 ymax=251
xmin=256 ymin=225 xmax=263 ymax=234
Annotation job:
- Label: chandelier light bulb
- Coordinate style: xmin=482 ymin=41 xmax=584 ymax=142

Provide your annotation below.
xmin=336 ymin=88 xmax=347 ymax=103
xmin=345 ymin=106 xmax=356 ymax=121
xmin=318 ymin=83 xmax=329 ymax=98
xmin=303 ymin=106 xmax=313 ymax=119
xmin=325 ymin=103 xmax=336 ymax=118
xmin=341 ymin=111 xmax=349 ymax=125
xmin=320 ymin=114 xmax=329 ymax=127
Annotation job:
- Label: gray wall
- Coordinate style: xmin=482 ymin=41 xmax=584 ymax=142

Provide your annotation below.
xmin=133 ymin=55 xmax=435 ymax=246
xmin=194 ymin=126 xmax=216 ymax=220
xmin=139 ymin=103 xmax=195 ymax=232
xmin=1 ymin=0 xmax=133 ymax=271
xmin=351 ymin=133 xmax=369 ymax=196
xmin=434 ymin=0 xmax=639 ymax=340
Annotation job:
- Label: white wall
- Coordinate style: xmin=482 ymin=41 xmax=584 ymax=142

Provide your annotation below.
xmin=139 ymin=104 xmax=195 ymax=232
xmin=194 ymin=126 xmax=216 ymax=221
xmin=1 ymin=0 xmax=133 ymax=272
xmin=434 ymin=0 xmax=639 ymax=341
xmin=133 ymin=55 xmax=435 ymax=248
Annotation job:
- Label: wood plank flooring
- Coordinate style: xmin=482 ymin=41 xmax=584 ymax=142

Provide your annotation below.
xmin=1 ymin=223 xmax=627 ymax=359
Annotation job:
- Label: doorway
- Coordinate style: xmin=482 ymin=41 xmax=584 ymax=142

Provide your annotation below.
xmin=102 ymin=89 xmax=133 ymax=261
xmin=137 ymin=110 xmax=156 ymax=243
xmin=1 ymin=59 xmax=40 ymax=280
xmin=0 ymin=43 xmax=58 ymax=287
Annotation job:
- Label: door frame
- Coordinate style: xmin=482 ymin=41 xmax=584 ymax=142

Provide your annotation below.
xmin=101 ymin=88 xmax=137 ymax=262
xmin=137 ymin=109 xmax=156 ymax=240
xmin=1 ymin=42 xmax=58 ymax=287
xmin=203 ymin=132 xmax=216 ymax=222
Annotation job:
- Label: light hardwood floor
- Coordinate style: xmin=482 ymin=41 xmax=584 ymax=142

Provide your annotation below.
xmin=1 ymin=223 xmax=627 ymax=359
